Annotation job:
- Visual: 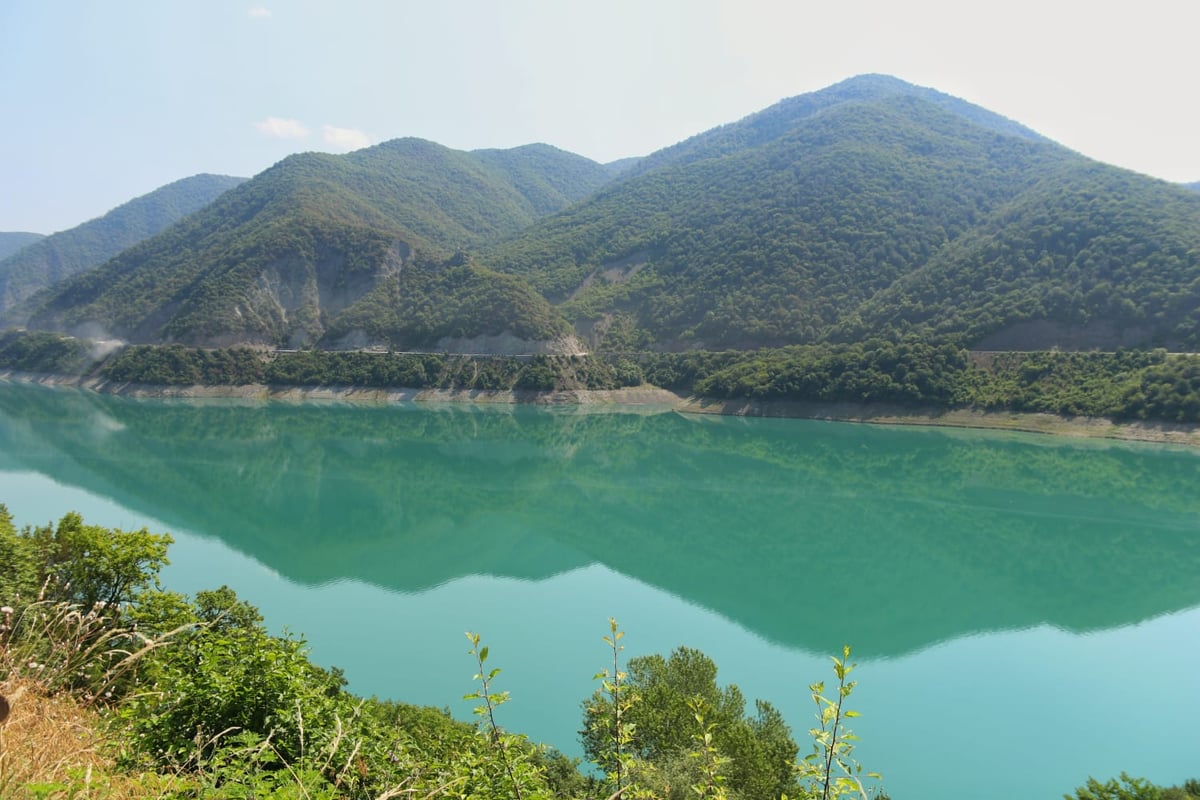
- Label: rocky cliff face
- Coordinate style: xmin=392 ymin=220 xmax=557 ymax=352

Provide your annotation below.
xmin=230 ymin=241 xmax=411 ymax=348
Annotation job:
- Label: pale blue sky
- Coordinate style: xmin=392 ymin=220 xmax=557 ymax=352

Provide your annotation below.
xmin=2 ymin=0 xmax=1198 ymax=233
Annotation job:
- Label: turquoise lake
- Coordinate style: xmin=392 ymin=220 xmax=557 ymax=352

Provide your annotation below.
xmin=1 ymin=379 xmax=1198 ymax=799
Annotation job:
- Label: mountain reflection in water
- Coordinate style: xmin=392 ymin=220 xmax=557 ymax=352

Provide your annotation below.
xmin=2 ymin=379 xmax=1198 ymax=660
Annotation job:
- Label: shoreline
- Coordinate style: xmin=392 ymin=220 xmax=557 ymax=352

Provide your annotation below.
xmin=677 ymin=396 xmax=1200 ymax=447
xmin=5 ymin=371 xmax=1199 ymax=447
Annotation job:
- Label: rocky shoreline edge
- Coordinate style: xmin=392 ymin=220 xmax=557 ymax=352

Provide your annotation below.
xmin=5 ymin=371 xmax=1199 ymax=447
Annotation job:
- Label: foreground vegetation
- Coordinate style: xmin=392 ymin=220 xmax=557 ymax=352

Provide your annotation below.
xmin=3 ymin=330 xmax=1200 ymax=425
xmin=2 ymin=508 xmax=1196 ymax=799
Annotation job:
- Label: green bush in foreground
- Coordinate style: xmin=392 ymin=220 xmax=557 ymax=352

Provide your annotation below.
xmin=582 ymin=644 xmax=799 ymax=800
xmin=1066 ymin=773 xmax=1200 ymax=800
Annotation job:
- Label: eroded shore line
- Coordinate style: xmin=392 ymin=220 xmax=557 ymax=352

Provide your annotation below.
xmin=5 ymin=371 xmax=1199 ymax=447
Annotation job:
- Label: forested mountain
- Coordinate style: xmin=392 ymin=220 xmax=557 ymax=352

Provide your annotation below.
xmin=622 ymin=73 xmax=1045 ymax=181
xmin=486 ymin=75 xmax=1200 ymax=351
xmin=0 ymin=174 xmax=245 ymax=315
xmin=14 ymin=141 xmax=606 ymax=349
xmin=1186 ymin=181 xmax=1200 ymax=193
xmin=0 ymin=231 xmax=44 ymax=260
xmin=13 ymin=75 xmax=1200 ymax=354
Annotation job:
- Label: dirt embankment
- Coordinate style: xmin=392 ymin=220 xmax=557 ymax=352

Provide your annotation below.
xmin=4 ymin=371 xmax=1198 ymax=446
xmin=677 ymin=397 xmax=1200 ymax=447
xmin=0 ymin=372 xmax=683 ymax=408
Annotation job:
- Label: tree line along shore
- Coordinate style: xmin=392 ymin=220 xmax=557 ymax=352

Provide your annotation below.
xmin=2 ymin=329 xmax=1199 ymax=445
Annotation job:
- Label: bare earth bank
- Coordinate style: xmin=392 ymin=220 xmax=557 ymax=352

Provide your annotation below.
xmin=5 ymin=371 xmax=1198 ymax=447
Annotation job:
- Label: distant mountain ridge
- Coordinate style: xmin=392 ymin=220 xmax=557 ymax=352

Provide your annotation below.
xmin=13 ymin=74 xmax=1200 ymax=354
xmin=0 ymin=232 xmax=45 ymax=261
xmin=0 ymin=173 xmax=245 ymax=316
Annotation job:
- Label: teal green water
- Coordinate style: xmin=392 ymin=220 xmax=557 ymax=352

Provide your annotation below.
xmin=1 ymin=380 xmax=1198 ymax=799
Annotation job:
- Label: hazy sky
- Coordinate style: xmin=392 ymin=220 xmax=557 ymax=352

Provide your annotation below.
xmin=2 ymin=0 xmax=1198 ymax=233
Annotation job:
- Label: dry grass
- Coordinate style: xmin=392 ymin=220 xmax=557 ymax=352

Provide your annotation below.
xmin=0 ymin=680 xmax=106 ymax=796
xmin=0 ymin=600 xmax=188 ymax=800
xmin=0 ymin=681 xmax=194 ymax=800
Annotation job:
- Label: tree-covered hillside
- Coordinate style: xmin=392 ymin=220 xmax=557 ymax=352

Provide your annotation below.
xmin=16 ymin=141 xmax=606 ymax=348
xmin=0 ymin=231 xmax=44 ymax=260
xmin=0 ymin=174 xmax=245 ymax=316
xmin=326 ymin=138 xmax=611 ymax=248
xmin=471 ymin=142 xmax=617 ymax=215
xmin=486 ymin=76 xmax=1200 ymax=352
xmin=838 ymin=165 xmax=1200 ymax=349
xmin=486 ymin=86 xmax=1073 ymax=349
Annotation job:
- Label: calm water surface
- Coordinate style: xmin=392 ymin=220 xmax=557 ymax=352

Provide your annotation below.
xmin=1 ymin=380 xmax=1198 ymax=800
